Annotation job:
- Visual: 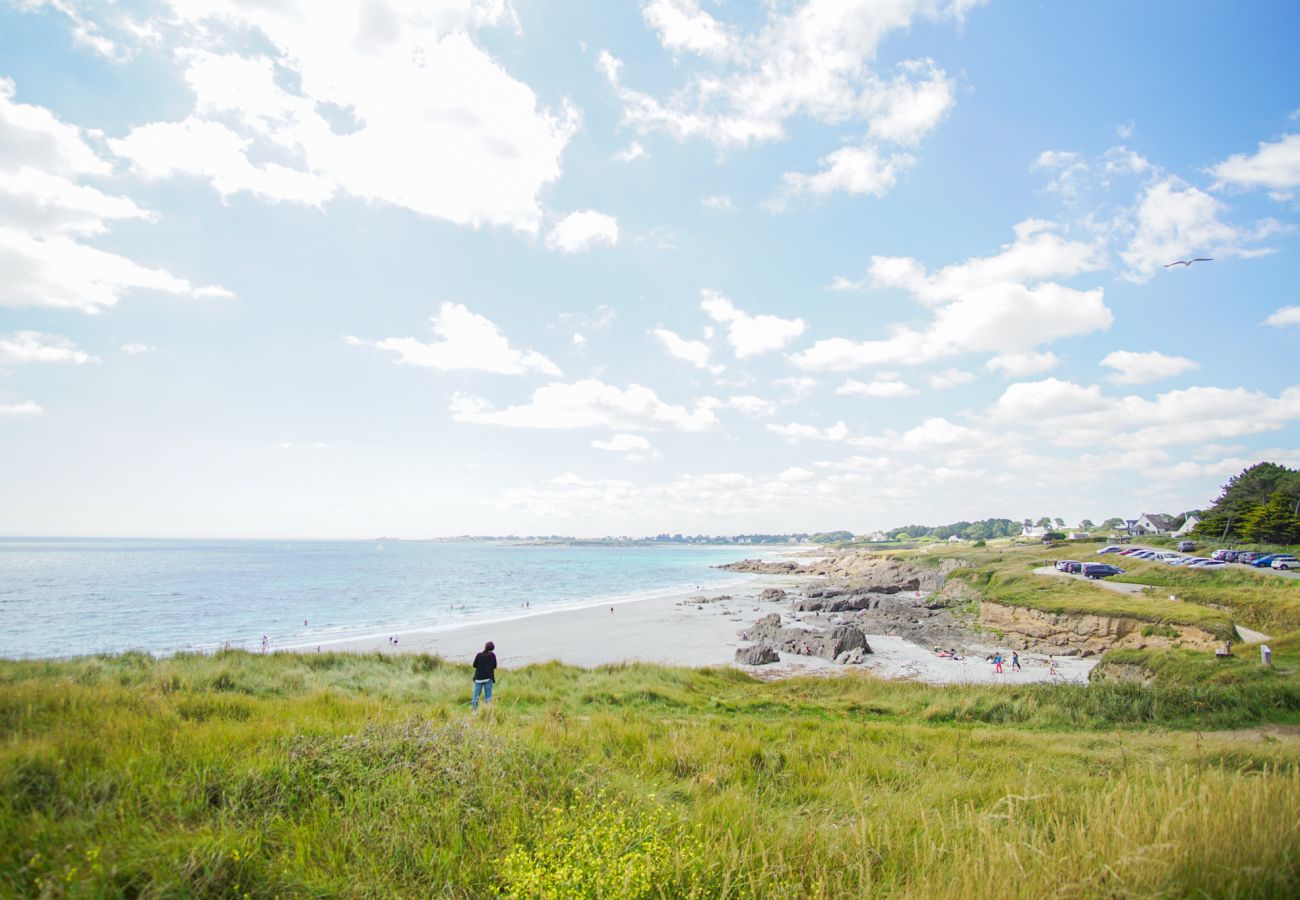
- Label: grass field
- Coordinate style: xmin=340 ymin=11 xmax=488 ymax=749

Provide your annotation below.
xmin=3 ymin=651 xmax=1300 ymax=897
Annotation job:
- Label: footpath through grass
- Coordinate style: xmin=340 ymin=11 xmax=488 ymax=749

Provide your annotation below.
xmin=3 ymin=652 xmax=1300 ymax=897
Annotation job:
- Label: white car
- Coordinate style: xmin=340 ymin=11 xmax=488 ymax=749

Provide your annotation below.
xmin=1188 ymin=559 xmax=1225 ymax=568
xmin=1272 ymin=556 xmax=1297 ymax=571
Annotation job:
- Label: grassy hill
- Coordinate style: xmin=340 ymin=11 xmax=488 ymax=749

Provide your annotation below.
xmin=3 ymin=651 xmax=1300 ymax=897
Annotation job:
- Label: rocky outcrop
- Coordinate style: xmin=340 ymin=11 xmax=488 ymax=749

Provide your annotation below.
xmin=740 ymin=614 xmax=871 ymax=662
xmin=735 ymin=645 xmax=780 ymax=665
xmin=759 ymin=588 xmax=788 ymax=601
xmin=977 ymin=603 xmax=1221 ymax=657
xmin=720 ymin=554 xmax=967 ymax=593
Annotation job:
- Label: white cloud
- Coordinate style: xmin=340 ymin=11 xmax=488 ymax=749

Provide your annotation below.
xmin=791 ymin=281 xmax=1111 ymax=370
xmin=545 ymin=210 xmax=620 ymax=253
xmin=852 ymin=416 xmax=979 ymax=451
xmin=985 ymin=351 xmax=1061 ymax=377
xmin=1209 ymin=133 xmax=1300 ymax=195
xmin=612 ymin=141 xmax=648 ymax=162
xmin=775 ymin=376 xmax=817 ymax=399
xmin=779 ymin=144 xmax=914 ymax=202
xmin=1120 ymin=176 xmax=1279 ymax=282
xmin=110 ymin=118 xmax=335 ymax=205
xmin=724 ymin=395 xmax=778 ymax=417
xmin=701 ymin=289 xmax=805 ymax=358
xmin=642 ymin=0 xmax=735 ymax=60
xmin=0 ymin=400 xmax=42 ymax=417
xmin=0 ymin=229 xmax=231 ymax=313
xmin=767 ymin=420 xmax=848 ymax=442
xmin=592 ymin=433 xmax=651 ymax=452
xmin=1265 ymin=305 xmax=1300 ymax=328
xmin=652 ymin=328 xmax=722 ymax=373
xmin=0 ymin=331 xmax=99 ymax=366
xmin=346 ymin=302 xmax=560 ymax=376
xmin=604 ymin=2 xmax=974 ymax=151
xmin=1099 ymin=350 xmax=1198 ymax=385
xmin=451 ymin=379 xmax=719 ymax=432
xmin=860 ymin=219 xmax=1105 ymax=305
xmin=0 ymin=78 xmax=228 ymax=312
xmin=988 ymin=378 xmax=1300 ymax=449
xmin=836 ymin=376 xmax=918 ymax=397
xmin=120 ymin=343 xmax=156 ymax=355
xmin=110 ymin=5 xmax=579 ymax=233
xmin=702 ymin=194 xmax=737 ymax=210
xmin=927 ymin=368 xmax=975 ymax=390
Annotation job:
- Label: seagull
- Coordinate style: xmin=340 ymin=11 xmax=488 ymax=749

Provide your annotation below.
xmin=1164 ymin=257 xmax=1213 ymax=268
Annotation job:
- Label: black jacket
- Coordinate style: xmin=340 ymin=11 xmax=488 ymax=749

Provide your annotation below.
xmin=472 ymin=651 xmax=497 ymax=682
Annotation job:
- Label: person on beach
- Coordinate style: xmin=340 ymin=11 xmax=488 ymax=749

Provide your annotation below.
xmin=1011 ymin=651 xmax=1021 ymax=672
xmin=471 ymin=641 xmax=497 ymax=710
xmin=1047 ymin=656 xmax=1058 ymax=677
xmin=993 ymin=653 xmax=1003 ymax=674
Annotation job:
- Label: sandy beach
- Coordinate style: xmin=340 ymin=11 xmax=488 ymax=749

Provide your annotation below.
xmin=317 ymin=574 xmax=1096 ymax=685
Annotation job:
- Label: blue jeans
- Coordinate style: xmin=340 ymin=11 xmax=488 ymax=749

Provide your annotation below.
xmin=472 ymin=679 xmax=493 ymax=709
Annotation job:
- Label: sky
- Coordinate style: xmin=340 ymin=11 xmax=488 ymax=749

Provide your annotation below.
xmin=1 ymin=0 xmax=1298 ymax=539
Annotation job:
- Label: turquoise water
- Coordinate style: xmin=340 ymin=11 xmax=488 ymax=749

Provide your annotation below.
xmin=0 ymin=539 xmax=772 ymax=659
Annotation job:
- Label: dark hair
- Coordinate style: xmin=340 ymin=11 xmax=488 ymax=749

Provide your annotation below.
xmin=484 ymin=641 xmax=495 ymax=652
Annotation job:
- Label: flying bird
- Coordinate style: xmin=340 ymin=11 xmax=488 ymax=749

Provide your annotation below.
xmin=1164 ymin=258 xmax=1213 ymax=268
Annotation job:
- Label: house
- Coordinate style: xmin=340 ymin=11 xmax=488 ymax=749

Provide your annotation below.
xmin=866 ymin=531 xmax=890 ymax=542
xmin=1067 ymin=532 xmax=1090 ymax=540
xmin=1173 ymin=514 xmax=1201 ymax=537
xmin=1022 ymin=525 xmax=1047 ymax=538
xmin=947 ymin=534 xmax=963 ymax=542
xmin=1134 ymin=513 xmax=1177 ymax=535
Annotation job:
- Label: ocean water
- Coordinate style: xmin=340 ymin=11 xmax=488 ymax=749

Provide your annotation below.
xmin=0 ymin=538 xmax=775 ymax=659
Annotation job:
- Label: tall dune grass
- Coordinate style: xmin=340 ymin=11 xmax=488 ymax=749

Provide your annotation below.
xmin=3 ymin=652 xmax=1299 ymax=896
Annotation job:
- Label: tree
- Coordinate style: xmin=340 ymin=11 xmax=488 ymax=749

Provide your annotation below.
xmin=1035 ymin=517 xmax=1053 ymax=529
xmin=1079 ymin=519 xmax=1095 ymax=531
xmin=1195 ymin=462 xmax=1300 ymax=539
xmin=1022 ymin=518 xmax=1033 ymax=529
xmin=1054 ymin=517 xmax=1066 ymax=529
xmin=1239 ymin=490 xmax=1300 ymax=544
xmin=1102 ymin=517 xmax=1125 ymax=530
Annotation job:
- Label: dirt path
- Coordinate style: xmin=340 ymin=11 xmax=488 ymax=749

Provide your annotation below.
xmin=1236 ymin=625 xmax=1272 ymax=643
xmin=1033 ymin=567 xmax=1150 ymax=595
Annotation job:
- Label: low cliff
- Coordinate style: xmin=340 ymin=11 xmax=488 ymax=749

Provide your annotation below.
xmin=977 ymin=603 xmax=1222 ymax=657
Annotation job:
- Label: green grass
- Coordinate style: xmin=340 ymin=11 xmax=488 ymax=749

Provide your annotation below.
xmin=1110 ymin=558 xmax=1300 ymax=635
xmin=942 ymin=550 xmax=1238 ymax=638
xmin=3 ymin=652 xmax=1300 ymax=897
xmin=1096 ymin=632 xmax=1300 ymax=688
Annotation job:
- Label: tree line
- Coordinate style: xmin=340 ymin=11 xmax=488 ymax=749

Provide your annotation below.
xmin=1194 ymin=462 xmax=1300 ymax=544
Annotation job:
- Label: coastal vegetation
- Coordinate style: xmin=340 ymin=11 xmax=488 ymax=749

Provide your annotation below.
xmin=3 ymin=644 xmax=1300 ymax=897
xmin=1194 ymin=462 xmax=1300 ymax=544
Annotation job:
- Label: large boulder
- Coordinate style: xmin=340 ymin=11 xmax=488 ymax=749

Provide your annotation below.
xmin=735 ymin=645 xmax=780 ymax=665
xmin=759 ymin=587 xmax=788 ymax=601
xmin=823 ymin=625 xmax=870 ymax=659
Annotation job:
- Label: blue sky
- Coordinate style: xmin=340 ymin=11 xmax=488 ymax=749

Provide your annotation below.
xmin=1 ymin=0 xmax=1298 ymax=538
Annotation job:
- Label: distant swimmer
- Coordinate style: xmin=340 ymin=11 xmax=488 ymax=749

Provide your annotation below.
xmin=1163 ymin=257 xmax=1212 ymax=268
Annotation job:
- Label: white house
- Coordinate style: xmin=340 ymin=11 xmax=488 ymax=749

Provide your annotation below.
xmin=1022 ymin=525 xmax=1047 ymax=538
xmin=1134 ymin=513 xmax=1177 ymax=535
xmin=1067 ymin=531 xmax=1090 ymax=540
xmin=1173 ymin=514 xmax=1201 ymax=537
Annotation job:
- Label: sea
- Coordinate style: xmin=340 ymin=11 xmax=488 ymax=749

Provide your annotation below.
xmin=0 ymin=538 xmax=780 ymax=659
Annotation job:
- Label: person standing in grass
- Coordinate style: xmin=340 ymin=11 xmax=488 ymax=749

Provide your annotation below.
xmin=472 ymin=641 xmax=497 ymax=710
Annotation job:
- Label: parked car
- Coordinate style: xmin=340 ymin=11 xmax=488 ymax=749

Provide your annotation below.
xmin=1083 ymin=563 xmax=1124 ymax=579
xmin=1190 ymin=559 xmax=1226 ymax=568
xmin=1253 ymin=555 xmax=1282 ymax=567
xmin=1097 ymin=546 xmax=1123 ymax=555
xmin=1177 ymin=540 xmax=1196 ymax=552
xmin=1163 ymin=555 xmax=1189 ymax=565
xmin=1119 ymin=548 xmax=1143 ymax=556
xmin=1176 ymin=557 xmax=1210 ymax=566
xmin=1272 ymin=555 xmax=1298 ymax=571
xmin=1235 ymin=551 xmax=1264 ymax=565
xmin=1054 ymin=560 xmax=1072 ymax=571
xmin=1211 ymin=549 xmax=1239 ymax=562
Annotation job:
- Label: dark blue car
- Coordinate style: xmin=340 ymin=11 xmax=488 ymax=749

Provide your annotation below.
xmin=1083 ymin=563 xmax=1124 ymax=579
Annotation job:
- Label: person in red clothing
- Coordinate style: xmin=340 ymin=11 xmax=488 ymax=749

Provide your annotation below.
xmin=471 ymin=641 xmax=497 ymax=710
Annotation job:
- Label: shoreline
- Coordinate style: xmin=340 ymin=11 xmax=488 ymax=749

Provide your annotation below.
xmin=310 ymin=573 xmax=1096 ymax=685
